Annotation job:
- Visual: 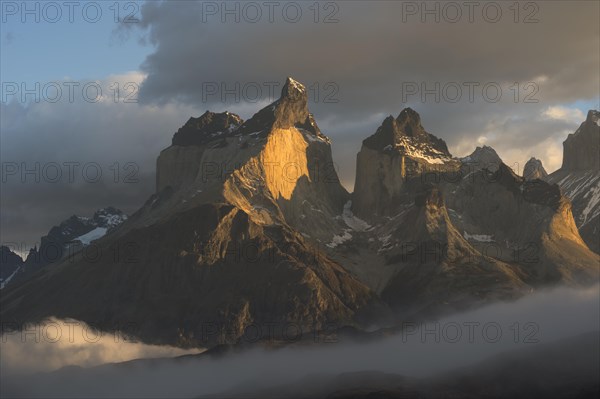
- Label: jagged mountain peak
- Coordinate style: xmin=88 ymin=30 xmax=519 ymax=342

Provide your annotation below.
xmin=92 ymin=207 xmax=128 ymax=229
xmin=154 ymin=76 xmax=347 ymax=241
xmin=362 ymin=108 xmax=451 ymax=158
xmin=4 ymin=207 xmax=128 ymax=289
xmin=523 ymin=157 xmax=548 ymax=180
xmin=353 ymin=110 xmax=460 ymax=219
xmin=461 ymin=145 xmax=503 ymax=171
xmin=586 ymin=109 xmax=599 ymax=124
xmin=561 ymin=109 xmax=600 ymax=171
xmin=235 ymin=77 xmax=325 ymax=140
xmin=466 ymin=145 xmax=499 ymax=157
xmin=396 ymin=107 xmax=423 ymax=135
xmin=281 ymin=76 xmax=307 ymax=99
xmin=172 ymin=111 xmax=243 ymax=146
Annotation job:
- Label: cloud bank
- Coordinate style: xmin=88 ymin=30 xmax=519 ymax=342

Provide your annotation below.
xmin=1 ymin=284 xmax=598 ymax=398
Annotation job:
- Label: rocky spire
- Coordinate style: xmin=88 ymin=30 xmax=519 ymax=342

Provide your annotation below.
xmin=523 ymin=157 xmax=548 ymax=180
xmin=561 ymin=109 xmax=600 ymax=171
xmin=273 ymin=77 xmax=310 ymax=130
xmin=236 ymin=77 xmax=323 ymax=138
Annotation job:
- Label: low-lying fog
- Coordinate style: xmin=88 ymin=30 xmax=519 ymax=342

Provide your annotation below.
xmin=1 ymin=284 xmax=598 ymax=398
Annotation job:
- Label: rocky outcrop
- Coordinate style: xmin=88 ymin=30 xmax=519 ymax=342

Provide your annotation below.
xmin=523 ymin=157 xmax=548 ymax=180
xmin=561 ymin=110 xmax=599 ymax=171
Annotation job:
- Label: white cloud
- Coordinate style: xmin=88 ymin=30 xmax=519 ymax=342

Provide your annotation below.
xmin=2 ymin=285 xmax=598 ymax=398
xmin=542 ymin=106 xmax=585 ymax=124
xmin=0 ymin=318 xmax=203 ymax=373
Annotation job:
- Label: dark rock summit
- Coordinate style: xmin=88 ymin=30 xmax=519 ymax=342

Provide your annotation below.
xmin=461 ymin=145 xmax=503 ymax=172
xmin=172 ymin=111 xmax=243 ymax=146
xmin=561 ymin=109 xmax=600 ymax=171
xmin=236 ymin=77 xmax=326 ymax=140
xmin=523 ymin=157 xmax=548 ymax=180
xmin=353 ymin=108 xmax=458 ymax=218
xmin=363 ymin=108 xmax=451 ymax=156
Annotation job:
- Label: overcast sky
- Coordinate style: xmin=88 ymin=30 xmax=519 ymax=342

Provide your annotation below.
xmin=1 ymin=0 xmax=599 ymax=250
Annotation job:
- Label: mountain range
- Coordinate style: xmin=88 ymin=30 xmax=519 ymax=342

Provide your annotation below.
xmin=1 ymin=78 xmax=598 ymax=347
xmin=0 ymin=207 xmax=127 ymax=289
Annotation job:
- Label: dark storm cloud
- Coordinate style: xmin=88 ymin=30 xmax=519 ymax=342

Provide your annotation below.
xmin=127 ymin=0 xmax=599 ymax=185
xmin=133 ymin=1 xmax=599 ymax=108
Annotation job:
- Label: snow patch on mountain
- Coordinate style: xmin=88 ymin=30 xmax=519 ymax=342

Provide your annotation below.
xmin=75 ymin=227 xmax=108 ymax=245
xmin=326 ymin=230 xmax=352 ymax=248
xmin=395 ymin=136 xmax=451 ymax=165
xmin=581 ymin=183 xmax=600 ymax=226
xmin=342 ymin=201 xmax=371 ymax=231
xmin=0 ymin=266 xmax=21 ymax=289
xmin=287 ymin=77 xmax=306 ymax=93
xmin=464 ymin=231 xmax=494 ymax=242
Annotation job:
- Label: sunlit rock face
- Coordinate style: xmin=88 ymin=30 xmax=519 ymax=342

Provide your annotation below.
xmin=155 ymin=77 xmax=348 ymax=239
